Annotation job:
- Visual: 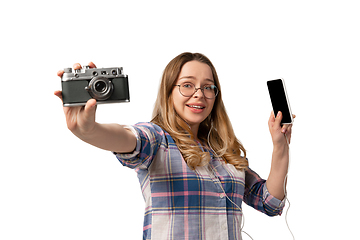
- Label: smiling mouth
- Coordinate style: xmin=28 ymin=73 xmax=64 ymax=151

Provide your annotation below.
xmin=186 ymin=105 xmax=205 ymax=109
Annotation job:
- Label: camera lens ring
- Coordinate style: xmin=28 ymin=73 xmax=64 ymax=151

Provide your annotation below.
xmin=87 ymin=76 xmax=114 ymax=101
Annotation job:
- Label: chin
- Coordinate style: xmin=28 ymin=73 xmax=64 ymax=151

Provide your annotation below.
xmin=185 ymin=117 xmax=207 ymax=127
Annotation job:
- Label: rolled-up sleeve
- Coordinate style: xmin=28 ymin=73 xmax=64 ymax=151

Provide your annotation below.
xmin=244 ymin=167 xmax=285 ymax=216
xmin=114 ymin=122 xmax=165 ymax=170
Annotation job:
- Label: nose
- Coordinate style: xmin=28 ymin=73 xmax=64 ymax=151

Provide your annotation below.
xmin=192 ymin=87 xmax=205 ymax=98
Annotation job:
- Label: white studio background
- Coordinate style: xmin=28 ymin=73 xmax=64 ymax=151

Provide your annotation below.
xmin=1 ymin=1 xmax=359 ymax=239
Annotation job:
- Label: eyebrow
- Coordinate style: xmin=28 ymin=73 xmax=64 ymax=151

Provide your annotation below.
xmin=179 ymin=76 xmax=214 ymax=83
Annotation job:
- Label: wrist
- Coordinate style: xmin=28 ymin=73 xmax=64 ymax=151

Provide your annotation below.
xmin=272 ymin=143 xmax=288 ymax=153
xmin=272 ymin=144 xmax=289 ymax=163
xmin=73 ymin=122 xmax=99 ymax=141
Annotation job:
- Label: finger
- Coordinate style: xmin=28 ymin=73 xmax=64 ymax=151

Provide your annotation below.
xmin=88 ymin=62 xmax=97 ymax=68
xmin=54 ymin=90 xmax=63 ymax=101
xmin=268 ymin=111 xmax=275 ymax=126
xmin=73 ymin=63 xmax=82 ymax=70
xmin=270 ymin=111 xmax=275 ymax=121
xmin=275 ymin=111 xmax=283 ymax=127
xmin=286 ymin=125 xmax=292 ymax=134
xmin=285 ymin=128 xmax=292 ymax=144
xmin=84 ymin=99 xmax=97 ymax=119
xmin=57 ymin=70 xmax=65 ymax=77
xmin=282 ymin=123 xmax=292 ymax=134
xmin=286 ymin=134 xmax=291 ymax=144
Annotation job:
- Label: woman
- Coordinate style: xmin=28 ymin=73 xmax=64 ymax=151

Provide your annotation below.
xmin=55 ymin=52 xmax=294 ymax=240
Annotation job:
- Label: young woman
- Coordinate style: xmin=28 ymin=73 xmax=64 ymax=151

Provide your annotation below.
xmin=55 ymin=52 xmax=294 ymax=240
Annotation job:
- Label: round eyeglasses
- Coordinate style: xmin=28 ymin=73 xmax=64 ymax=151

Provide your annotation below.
xmin=174 ymin=82 xmax=219 ymax=99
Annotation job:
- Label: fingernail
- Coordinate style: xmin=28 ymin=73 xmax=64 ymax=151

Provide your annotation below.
xmin=277 ymin=111 xmax=281 ymax=117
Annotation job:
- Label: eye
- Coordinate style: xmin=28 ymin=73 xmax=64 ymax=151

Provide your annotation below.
xmin=204 ymin=84 xmax=215 ymax=91
xmin=182 ymin=82 xmax=194 ymax=88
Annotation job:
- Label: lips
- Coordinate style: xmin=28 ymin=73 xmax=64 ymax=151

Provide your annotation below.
xmin=186 ymin=104 xmax=205 ymax=109
xmin=186 ymin=103 xmax=206 ymax=113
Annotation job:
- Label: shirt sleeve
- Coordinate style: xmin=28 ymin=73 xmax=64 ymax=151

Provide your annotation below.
xmin=114 ymin=122 xmax=166 ymax=170
xmin=244 ymin=167 xmax=285 ymax=216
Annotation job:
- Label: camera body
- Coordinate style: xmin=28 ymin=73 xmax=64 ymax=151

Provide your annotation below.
xmin=61 ymin=66 xmax=130 ymax=107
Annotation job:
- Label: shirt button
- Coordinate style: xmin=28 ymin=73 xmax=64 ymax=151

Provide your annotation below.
xmin=219 ymin=193 xmax=226 ymax=198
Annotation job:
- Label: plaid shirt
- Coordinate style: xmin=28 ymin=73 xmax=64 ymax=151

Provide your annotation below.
xmin=115 ymin=122 xmax=284 ymax=240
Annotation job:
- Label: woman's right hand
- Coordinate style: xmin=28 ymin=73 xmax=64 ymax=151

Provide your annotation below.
xmin=55 ymin=62 xmax=98 ymax=137
xmin=55 ymin=62 xmax=137 ymax=153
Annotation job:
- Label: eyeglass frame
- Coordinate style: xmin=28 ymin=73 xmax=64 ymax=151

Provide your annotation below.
xmin=174 ymin=83 xmax=219 ymax=99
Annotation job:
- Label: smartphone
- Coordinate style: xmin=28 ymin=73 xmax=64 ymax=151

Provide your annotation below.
xmin=267 ymin=79 xmax=293 ymax=124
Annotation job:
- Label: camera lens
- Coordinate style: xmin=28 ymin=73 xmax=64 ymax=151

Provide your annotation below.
xmin=86 ymin=77 xmax=114 ymax=101
xmin=95 ymin=81 xmax=106 ymax=92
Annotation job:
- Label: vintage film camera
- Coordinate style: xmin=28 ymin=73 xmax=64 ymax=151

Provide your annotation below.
xmin=61 ymin=66 xmax=130 ymax=107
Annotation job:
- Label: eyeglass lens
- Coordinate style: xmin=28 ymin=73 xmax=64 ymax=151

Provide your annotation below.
xmin=179 ymin=83 xmax=218 ymax=99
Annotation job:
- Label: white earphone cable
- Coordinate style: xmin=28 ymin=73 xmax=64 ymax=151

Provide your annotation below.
xmin=284 ymin=134 xmax=295 ymax=240
xmin=207 ymin=124 xmax=254 ymax=239
xmin=206 ymin=124 xmax=295 ymax=239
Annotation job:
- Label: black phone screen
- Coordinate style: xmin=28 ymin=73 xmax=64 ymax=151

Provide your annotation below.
xmin=267 ymin=79 xmax=292 ymax=124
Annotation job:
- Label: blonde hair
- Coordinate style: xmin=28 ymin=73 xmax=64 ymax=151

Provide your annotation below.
xmin=151 ymin=52 xmax=248 ymax=170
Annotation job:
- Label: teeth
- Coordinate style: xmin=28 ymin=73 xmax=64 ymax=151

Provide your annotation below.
xmin=188 ymin=105 xmax=204 ymax=109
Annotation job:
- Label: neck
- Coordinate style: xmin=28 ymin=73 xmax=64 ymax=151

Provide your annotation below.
xmin=189 ymin=124 xmax=199 ymax=141
xmin=183 ymin=123 xmax=199 ymax=141
xmin=178 ymin=117 xmax=200 ymax=141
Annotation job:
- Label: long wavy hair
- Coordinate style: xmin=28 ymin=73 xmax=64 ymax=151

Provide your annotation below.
xmin=151 ymin=52 xmax=248 ymax=170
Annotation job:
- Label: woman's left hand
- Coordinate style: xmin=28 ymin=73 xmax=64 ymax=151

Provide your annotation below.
xmin=268 ymin=111 xmax=296 ymax=146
